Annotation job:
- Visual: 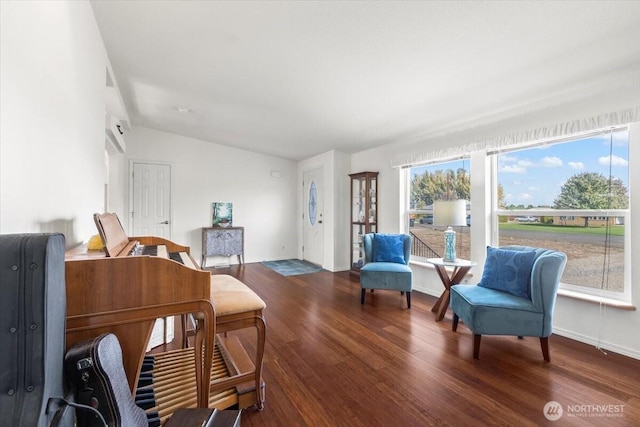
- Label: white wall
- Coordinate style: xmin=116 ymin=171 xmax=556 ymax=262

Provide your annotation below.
xmin=333 ymin=151 xmax=351 ymax=271
xmin=123 ymin=126 xmax=298 ymax=265
xmin=106 ymin=144 xmax=128 ymax=220
xmin=0 ymin=1 xmax=108 ymax=245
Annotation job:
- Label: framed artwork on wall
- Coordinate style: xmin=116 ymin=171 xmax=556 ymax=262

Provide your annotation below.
xmin=212 ymin=202 xmax=233 ymax=227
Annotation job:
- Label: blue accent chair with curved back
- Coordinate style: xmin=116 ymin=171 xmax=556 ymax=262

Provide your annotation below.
xmin=360 ymin=233 xmax=413 ymax=308
xmin=450 ymin=245 xmax=567 ymax=361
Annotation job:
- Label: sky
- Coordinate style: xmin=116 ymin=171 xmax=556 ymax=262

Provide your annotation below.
xmin=411 ymin=129 xmax=629 ymax=207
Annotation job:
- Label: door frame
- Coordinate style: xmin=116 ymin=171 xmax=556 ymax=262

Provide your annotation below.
xmin=302 ymin=167 xmax=324 ymax=267
xmin=128 ymin=160 xmax=173 ymax=238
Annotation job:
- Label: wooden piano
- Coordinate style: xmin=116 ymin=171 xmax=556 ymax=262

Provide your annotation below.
xmin=65 ymin=213 xmax=265 ymax=424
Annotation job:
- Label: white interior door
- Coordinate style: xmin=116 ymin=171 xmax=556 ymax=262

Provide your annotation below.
xmin=131 ymin=162 xmax=174 ymax=348
xmin=303 ymin=168 xmax=324 ymax=266
xmin=132 ymin=162 xmax=171 ymax=238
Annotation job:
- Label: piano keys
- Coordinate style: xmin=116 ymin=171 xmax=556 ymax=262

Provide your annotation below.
xmin=133 ymin=243 xmax=198 ymax=269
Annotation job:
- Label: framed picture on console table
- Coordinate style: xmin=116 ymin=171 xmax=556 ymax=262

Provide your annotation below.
xmin=212 ymin=202 xmax=233 ymax=227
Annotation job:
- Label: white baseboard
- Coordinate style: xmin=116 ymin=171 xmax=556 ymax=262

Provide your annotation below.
xmin=552 ymin=326 xmax=640 ymax=360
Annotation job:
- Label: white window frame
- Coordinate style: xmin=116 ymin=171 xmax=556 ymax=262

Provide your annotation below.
xmin=400 ymin=124 xmax=636 ymax=306
xmin=405 ymin=157 xmax=471 ymax=262
xmin=491 ymin=127 xmax=632 ymax=303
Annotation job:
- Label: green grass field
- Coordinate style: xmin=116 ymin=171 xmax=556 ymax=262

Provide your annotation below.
xmin=498 ymin=222 xmax=625 ymax=236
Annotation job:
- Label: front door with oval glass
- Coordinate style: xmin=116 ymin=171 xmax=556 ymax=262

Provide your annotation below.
xmin=303 ymin=168 xmax=324 ymax=266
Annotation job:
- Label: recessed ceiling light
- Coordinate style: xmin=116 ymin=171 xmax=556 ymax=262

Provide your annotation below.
xmin=176 ymin=106 xmax=192 ymax=113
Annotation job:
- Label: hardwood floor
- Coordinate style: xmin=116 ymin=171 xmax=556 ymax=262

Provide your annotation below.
xmin=205 ymin=263 xmax=639 ymax=426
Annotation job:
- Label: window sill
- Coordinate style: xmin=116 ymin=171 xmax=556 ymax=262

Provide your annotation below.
xmin=410 ymin=259 xmax=435 ymax=269
xmin=412 ymin=260 xmax=634 ymax=310
xmin=557 ymin=289 xmax=636 ymax=310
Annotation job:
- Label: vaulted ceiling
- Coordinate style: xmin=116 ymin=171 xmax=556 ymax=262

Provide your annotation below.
xmin=91 ymin=1 xmax=640 ymax=161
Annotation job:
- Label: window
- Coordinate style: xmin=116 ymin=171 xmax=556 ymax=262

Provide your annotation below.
xmin=407 ymin=159 xmax=471 ymax=261
xmin=495 ymin=128 xmax=630 ymax=299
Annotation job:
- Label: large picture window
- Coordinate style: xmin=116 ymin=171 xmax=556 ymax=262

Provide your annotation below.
xmin=495 ymin=128 xmax=630 ymax=298
xmin=408 ymin=159 xmax=471 ymax=261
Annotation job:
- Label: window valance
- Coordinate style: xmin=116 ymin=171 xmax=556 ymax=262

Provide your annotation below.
xmin=392 ymin=105 xmax=640 ymax=168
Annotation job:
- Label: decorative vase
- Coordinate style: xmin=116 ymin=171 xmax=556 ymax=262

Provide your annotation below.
xmin=443 ymin=226 xmax=456 ymax=262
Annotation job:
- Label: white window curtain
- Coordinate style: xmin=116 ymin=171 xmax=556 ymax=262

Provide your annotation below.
xmin=392 ymin=105 xmax=640 ymax=168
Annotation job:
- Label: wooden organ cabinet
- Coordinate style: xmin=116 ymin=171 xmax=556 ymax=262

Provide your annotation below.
xmin=64 ymin=213 xmax=265 ymax=425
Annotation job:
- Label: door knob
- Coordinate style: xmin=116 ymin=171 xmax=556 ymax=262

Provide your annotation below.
xmin=160 ymin=220 xmax=169 ymax=224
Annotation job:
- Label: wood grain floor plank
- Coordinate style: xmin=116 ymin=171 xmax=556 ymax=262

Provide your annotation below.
xmin=196 ymin=264 xmax=640 ymax=426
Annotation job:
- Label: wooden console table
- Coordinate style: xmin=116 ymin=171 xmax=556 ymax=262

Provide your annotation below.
xmin=201 ymin=226 xmax=244 ymax=267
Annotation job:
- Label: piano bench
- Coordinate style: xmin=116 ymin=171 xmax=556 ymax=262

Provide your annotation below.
xmin=209 ymin=274 xmax=266 ymax=316
xmin=188 ymin=274 xmax=267 ymax=410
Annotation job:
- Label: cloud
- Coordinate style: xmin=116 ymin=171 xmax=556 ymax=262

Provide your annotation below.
xmin=568 ymin=161 xmax=584 ymax=170
xmin=540 ymin=156 xmax=563 ymax=167
xmin=598 ymin=155 xmax=628 ymax=166
xmin=519 ymin=193 xmax=533 ymax=201
xmin=497 ymin=159 xmax=531 ymax=173
xmin=500 ymin=154 xmax=518 ymax=163
xmin=500 ymin=165 xmax=526 ymax=173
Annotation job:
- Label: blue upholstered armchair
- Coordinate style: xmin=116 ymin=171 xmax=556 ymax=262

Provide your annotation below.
xmin=450 ymin=245 xmax=567 ymax=361
xmin=360 ymin=233 xmax=413 ymax=308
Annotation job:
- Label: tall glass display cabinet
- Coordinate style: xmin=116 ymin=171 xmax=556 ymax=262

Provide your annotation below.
xmin=349 ymin=171 xmax=378 ymax=274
